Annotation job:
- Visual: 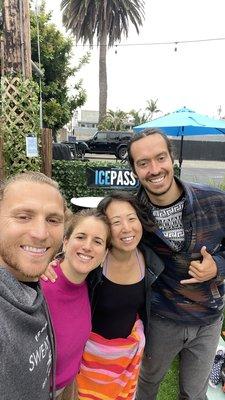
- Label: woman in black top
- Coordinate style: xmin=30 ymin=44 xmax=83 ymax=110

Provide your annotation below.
xmin=77 ymin=192 xmax=164 ymax=400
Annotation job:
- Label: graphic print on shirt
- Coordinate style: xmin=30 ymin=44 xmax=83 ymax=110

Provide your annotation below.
xmin=152 ymin=198 xmax=185 ymax=250
xmin=29 ymin=321 xmax=52 ymax=390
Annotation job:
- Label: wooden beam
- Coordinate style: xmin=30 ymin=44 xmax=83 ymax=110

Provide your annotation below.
xmin=0 ymin=34 xmax=4 ymax=76
xmin=41 ymin=128 xmax=52 ymax=177
xmin=2 ymin=0 xmax=31 ymax=78
xmin=22 ymin=0 xmax=32 ymax=78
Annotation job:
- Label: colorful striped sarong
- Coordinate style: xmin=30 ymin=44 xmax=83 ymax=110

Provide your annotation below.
xmin=76 ymin=318 xmax=145 ymax=400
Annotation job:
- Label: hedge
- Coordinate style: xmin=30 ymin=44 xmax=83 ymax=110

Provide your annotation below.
xmin=52 ymin=159 xmax=181 ymax=209
xmin=52 ymin=159 xmax=132 ymax=207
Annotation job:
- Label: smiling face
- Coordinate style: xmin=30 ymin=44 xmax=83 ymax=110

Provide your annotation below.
xmin=0 ymin=181 xmax=65 ymax=280
xmin=61 ymin=216 xmax=108 ymax=283
xmin=130 ymin=134 xmax=180 ymax=205
xmin=105 ymin=200 xmax=143 ymax=252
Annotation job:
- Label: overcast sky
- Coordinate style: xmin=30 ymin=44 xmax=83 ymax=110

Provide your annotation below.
xmin=43 ymin=0 xmax=225 ymax=118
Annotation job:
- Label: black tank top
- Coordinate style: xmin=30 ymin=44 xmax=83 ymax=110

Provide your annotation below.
xmin=92 ymin=250 xmax=145 ymax=339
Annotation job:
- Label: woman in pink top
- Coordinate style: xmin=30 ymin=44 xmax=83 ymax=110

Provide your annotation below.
xmin=41 ymin=209 xmax=110 ymax=400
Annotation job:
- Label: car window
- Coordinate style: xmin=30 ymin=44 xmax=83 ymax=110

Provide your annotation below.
xmin=120 ymin=133 xmax=133 ymax=140
xmin=108 ymin=132 xmax=119 ymax=140
xmin=96 ymin=132 xmax=107 ymax=141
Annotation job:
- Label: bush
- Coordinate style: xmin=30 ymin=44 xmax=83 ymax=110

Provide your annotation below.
xmin=174 ymin=163 xmax=180 ymax=177
xmin=52 ymin=159 xmax=131 ymax=207
xmin=52 ymin=160 xmax=181 ymax=208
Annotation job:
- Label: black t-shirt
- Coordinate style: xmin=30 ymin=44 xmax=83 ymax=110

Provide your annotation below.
xmin=92 ymin=275 xmax=145 ymax=339
xmin=19 ymin=281 xmax=39 ymax=291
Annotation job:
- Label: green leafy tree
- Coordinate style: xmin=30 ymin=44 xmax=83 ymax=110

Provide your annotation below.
xmin=61 ymin=0 xmax=144 ymax=124
xmin=30 ymin=3 xmax=89 ymax=141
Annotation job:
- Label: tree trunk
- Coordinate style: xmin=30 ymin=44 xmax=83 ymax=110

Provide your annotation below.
xmin=98 ymin=25 xmax=107 ymax=124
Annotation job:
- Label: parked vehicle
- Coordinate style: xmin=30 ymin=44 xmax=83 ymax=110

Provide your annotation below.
xmin=76 ymin=131 xmax=134 ymax=160
xmin=61 ymin=141 xmax=89 ymax=159
xmin=52 ymin=143 xmax=72 ymax=160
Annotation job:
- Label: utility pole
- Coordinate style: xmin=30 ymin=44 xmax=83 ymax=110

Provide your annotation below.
xmin=2 ymin=0 xmax=32 ymax=78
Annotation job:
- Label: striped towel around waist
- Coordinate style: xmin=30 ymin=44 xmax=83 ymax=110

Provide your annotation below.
xmin=76 ymin=318 xmax=145 ymax=400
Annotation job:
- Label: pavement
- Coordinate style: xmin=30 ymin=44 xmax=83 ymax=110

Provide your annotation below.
xmin=177 ymin=160 xmax=225 ymax=169
xmin=177 ymin=160 xmax=225 ymax=185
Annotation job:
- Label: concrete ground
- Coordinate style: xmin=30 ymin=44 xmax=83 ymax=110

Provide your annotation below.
xmin=178 ymin=160 xmax=225 ymax=169
xmin=178 ymin=160 xmax=225 ymax=185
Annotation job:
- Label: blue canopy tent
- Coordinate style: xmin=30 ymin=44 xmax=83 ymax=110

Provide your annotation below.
xmin=133 ymin=107 xmax=225 ymax=171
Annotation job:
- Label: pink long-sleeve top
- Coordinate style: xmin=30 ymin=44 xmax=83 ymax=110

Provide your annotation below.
xmin=41 ymin=262 xmax=91 ymax=389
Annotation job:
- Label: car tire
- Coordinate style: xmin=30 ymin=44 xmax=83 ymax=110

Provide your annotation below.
xmin=117 ymin=146 xmax=127 ymax=160
xmin=75 ymin=142 xmax=88 ymax=159
xmin=76 ymin=147 xmax=84 ymax=158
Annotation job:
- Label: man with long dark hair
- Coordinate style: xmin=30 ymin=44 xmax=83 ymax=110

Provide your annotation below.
xmin=128 ymin=128 xmax=225 ymax=400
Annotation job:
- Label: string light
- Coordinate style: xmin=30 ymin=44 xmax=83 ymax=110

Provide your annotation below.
xmin=74 ymin=36 xmax=225 ymax=48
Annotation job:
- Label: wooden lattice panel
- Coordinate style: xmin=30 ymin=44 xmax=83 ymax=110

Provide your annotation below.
xmin=1 ymin=76 xmax=37 ymax=132
xmin=0 ymin=76 xmax=40 ymax=176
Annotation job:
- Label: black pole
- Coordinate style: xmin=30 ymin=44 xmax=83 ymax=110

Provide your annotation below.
xmin=178 ymin=128 xmax=184 ymax=174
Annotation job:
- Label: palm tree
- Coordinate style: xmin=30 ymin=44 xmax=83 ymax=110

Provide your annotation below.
xmin=145 ymin=98 xmax=161 ymax=120
xmin=129 ymin=109 xmax=148 ymax=126
xmin=61 ymin=0 xmax=145 ymax=123
xmin=98 ymin=109 xmax=129 ymax=131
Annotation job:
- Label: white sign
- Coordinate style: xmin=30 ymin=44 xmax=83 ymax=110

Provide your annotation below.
xmin=26 ymin=136 xmax=38 ymax=157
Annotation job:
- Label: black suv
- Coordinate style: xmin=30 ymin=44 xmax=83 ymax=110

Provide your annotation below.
xmin=77 ymin=130 xmax=134 ymax=160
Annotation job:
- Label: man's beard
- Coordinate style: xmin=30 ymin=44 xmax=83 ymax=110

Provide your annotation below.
xmin=145 ymin=175 xmax=174 ymax=198
xmin=0 ymin=243 xmax=50 ymax=279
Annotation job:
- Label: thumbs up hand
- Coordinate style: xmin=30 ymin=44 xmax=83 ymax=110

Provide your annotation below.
xmin=180 ymin=246 xmax=217 ymax=285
